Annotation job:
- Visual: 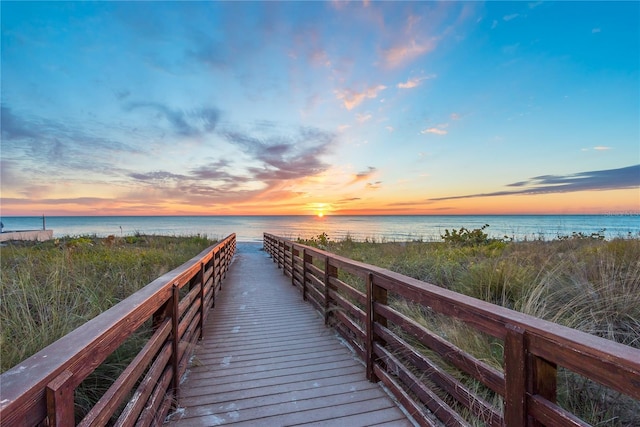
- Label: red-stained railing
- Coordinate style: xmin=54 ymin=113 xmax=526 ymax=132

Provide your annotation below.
xmin=0 ymin=234 xmax=236 ymax=426
xmin=264 ymin=233 xmax=640 ymax=427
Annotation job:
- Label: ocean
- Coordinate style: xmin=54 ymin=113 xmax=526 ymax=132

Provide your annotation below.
xmin=1 ymin=215 xmax=638 ymax=242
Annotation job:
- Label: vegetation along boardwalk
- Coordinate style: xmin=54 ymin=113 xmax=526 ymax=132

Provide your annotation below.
xmin=167 ymin=242 xmax=414 ymax=426
xmin=1 ymin=233 xmax=638 ymax=426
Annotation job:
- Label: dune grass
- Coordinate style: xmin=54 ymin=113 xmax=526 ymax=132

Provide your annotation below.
xmin=0 ymin=234 xmax=216 ymax=373
xmin=299 ymin=229 xmax=640 ymax=426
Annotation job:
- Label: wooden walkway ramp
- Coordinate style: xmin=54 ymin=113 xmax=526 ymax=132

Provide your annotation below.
xmin=167 ymin=243 xmax=415 ymax=427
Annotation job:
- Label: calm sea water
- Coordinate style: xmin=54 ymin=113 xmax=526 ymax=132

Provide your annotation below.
xmin=1 ymin=215 xmax=638 ymax=242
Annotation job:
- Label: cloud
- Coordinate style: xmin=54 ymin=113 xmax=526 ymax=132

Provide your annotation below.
xmin=351 ymin=166 xmax=377 ymax=184
xmin=1 ymin=105 xmax=38 ymax=140
xmin=1 ymin=105 xmax=141 ymax=173
xmin=335 ymin=85 xmax=387 ymax=110
xmin=366 ymin=181 xmax=382 ymax=190
xmin=397 ymin=75 xmax=436 ymax=89
xmin=421 ymin=127 xmax=448 ymax=135
xmin=386 ymin=126 xmax=394 ymax=132
xmin=356 ymin=113 xmax=372 ymax=123
xmin=383 ymin=39 xmax=437 ymax=68
xmin=581 ymin=146 xmax=613 ymax=152
xmin=125 ymin=102 xmax=220 ymax=137
xmin=431 ymin=164 xmax=640 ymax=200
xmin=129 ymin=171 xmax=188 ymax=181
xmin=503 ymin=14 xmax=520 ymax=21
xmin=221 ymin=126 xmax=335 ymax=182
xmin=592 ymin=28 xmax=601 ymax=34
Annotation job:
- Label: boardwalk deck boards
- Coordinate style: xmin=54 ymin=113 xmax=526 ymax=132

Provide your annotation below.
xmin=167 ymin=243 xmax=414 ymax=427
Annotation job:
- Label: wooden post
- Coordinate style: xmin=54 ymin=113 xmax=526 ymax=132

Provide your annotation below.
xmin=291 ymin=247 xmax=296 ymax=286
xmin=504 ymin=324 xmax=526 ymax=426
xmin=302 ymin=249 xmax=309 ymax=301
xmin=46 ymin=369 xmax=74 ymax=427
xmin=366 ymin=273 xmax=388 ymax=382
xmin=212 ymin=258 xmax=217 ymax=308
xmin=198 ymin=262 xmax=205 ymax=340
xmin=170 ymin=284 xmax=180 ymax=396
xmin=365 ymin=273 xmax=375 ymax=381
xmin=323 ymin=257 xmax=331 ymax=325
xmin=528 ymin=354 xmax=557 ymax=427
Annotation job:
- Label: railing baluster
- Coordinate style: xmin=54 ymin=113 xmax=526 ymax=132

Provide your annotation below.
xmin=170 ymin=284 xmax=180 ymax=397
xmin=323 ymin=257 xmax=331 ymax=325
xmin=504 ymin=324 xmax=526 ymax=426
xmin=198 ymin=262 xmax=205 ymax=340
xmin=528 ymin=354 xmax=557 ymax=427
xmin=302 ymin=249 xmax=309 ymax=301
xmin=365 ymin=272 xmax=375 ymax=381
xmin=46 ymin=369 xmax=74 ymax=427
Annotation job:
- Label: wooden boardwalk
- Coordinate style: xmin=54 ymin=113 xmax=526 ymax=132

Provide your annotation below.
xmin=167 ymin=243 xmax=415 ymax=427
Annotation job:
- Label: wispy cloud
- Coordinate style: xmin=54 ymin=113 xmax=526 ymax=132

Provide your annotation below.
xmin=503 ymin=13 xmax=520 ymax=21
xmin=397 ymin=75 xmax=435 ymax=89
xmin=221 ymin=126 xmax=335 ymax=182
xmin=351 ymin=166 xmax=377 ymax=184
xmin=421 ymin=126 xmax=448 ymax=135
xmin=383 ymin=39 xmax=436 ymax=68
xmin=356 ymin=113 xmax=372 ymax=123
xmin=335 ymin=85 xmax=387 ymax=110
xmin=124 ymin=102 xmax=220 ymax=137
xmin=431 ymin=165 xmax=640 ymax=200
xmin=1 ymin=105 xmax=141 ymax=173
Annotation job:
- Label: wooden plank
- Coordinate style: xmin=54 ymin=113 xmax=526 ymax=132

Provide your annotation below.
xmin=376 ymin=300 xmax=505 ymax=395
xmin=79 ymin=319 xmax=172 ymax=427
xmin=115 ymin=343 xmax=172 ymax=427
xmin=46 ymin=369 xmax=74 ymax=427
xmin=0 ymin=235 xmax=236 ymax=427
xmin=169 ymin=242 xmax=413 ymax=427
xmin=527 ymin=395 xmax=590 ymax=427
xmin=376 ymin=323 xmax=502 ymax=427
xmin=375 ymin=343 xmax=470 ymax=427
xmin=261 ymin=235 xmax=640 ymax=426
xmin=504 ymin=324 xmax=526 ymax=427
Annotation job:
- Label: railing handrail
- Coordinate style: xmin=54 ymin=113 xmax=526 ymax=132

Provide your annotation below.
xmin=263 ymin=233 xmax=640 ymax=426
xmin=0 ymin=233 xmax=236 ymax=426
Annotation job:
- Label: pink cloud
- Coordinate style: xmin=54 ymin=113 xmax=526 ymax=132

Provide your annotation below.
xmin=335 ymin=85 xmax=387 ymax=110
xmin=421 ymin=127 xmax=447 ymax=135
xmin=397 ymin=74 xmax=436 ymax=89
xmin=383 ymin=39 xmax=437 ymax=68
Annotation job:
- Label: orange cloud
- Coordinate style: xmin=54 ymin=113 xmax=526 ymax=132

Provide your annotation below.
xmin=383 ymin=39 xmax=436 ymax=68
xmin=335 ymin=85 xmax=387 ymax=110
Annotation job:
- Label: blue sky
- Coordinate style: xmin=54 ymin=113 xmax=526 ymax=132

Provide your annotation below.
xmin=1 ymin=1 xmax=638 ymax=216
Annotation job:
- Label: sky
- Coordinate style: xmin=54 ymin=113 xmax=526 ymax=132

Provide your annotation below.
xmin=1 ymin=1 xmax=639 ymax=216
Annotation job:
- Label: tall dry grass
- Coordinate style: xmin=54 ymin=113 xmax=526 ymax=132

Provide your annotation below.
xmin=0 ymin=234 xmax=215 ymax=373
xmin=300 ymin=231 xmax=640 ymax=426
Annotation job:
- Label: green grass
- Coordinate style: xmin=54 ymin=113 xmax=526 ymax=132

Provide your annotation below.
xmin=0 ymin=234 xmax=216 ymax=373
xmin=299 ymin=231 xmax=640 ymax=426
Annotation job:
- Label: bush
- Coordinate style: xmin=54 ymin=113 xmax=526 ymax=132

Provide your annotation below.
xmin=441 ymin=224 xmax=507 ymax=247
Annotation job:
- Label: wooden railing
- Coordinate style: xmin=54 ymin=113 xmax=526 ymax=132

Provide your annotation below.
xmin=263 ymin=233 xmax=640 ymax=427
xmin=0 ymin=234 xmax=236 ymax=427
